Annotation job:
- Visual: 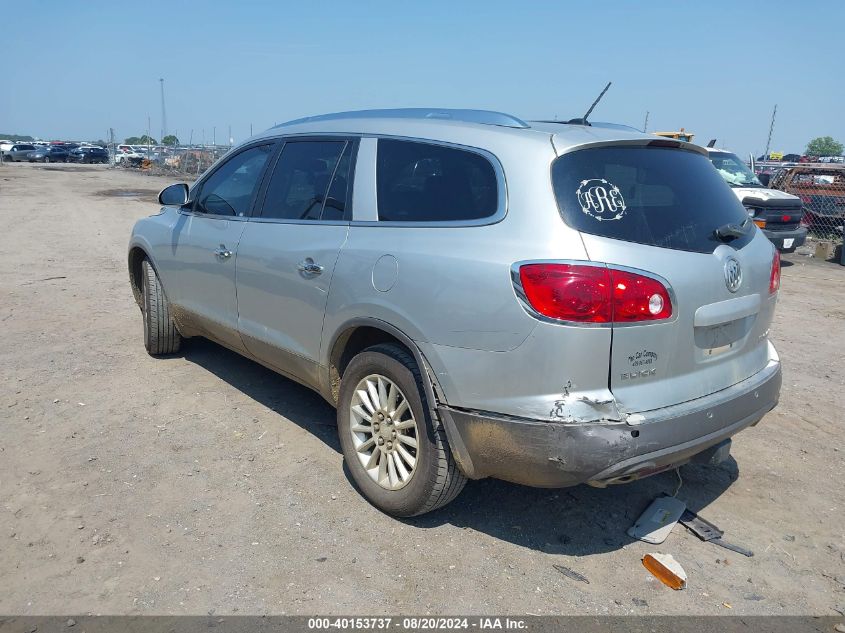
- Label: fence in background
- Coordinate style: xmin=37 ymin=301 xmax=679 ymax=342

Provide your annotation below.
xmin=765 ymin=163 xmax=845 ymax=245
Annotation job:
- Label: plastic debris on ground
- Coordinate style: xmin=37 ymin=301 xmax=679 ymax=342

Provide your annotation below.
xmin=627 ymin=496 xmax=686 ymax=544
xmin=642 ymin=553 xmax=687 ymax=590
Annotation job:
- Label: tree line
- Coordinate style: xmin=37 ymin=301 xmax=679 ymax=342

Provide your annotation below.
xmin=123 ymin=135 xmax=179 ymax=146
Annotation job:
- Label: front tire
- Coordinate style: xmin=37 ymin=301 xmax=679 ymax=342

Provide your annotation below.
xmin=141 ymin=259 xmax=181 ymax=355
xmin=337 ymin=343 xmax=466 ymax=516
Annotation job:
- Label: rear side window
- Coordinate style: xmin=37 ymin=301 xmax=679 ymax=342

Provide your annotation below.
xmin=376 ymin=139 xmax=498 ymax=222
xmin=260 ymin=140 xmax=349 ymax=221
xmin=552 ymin=146 xmax=752 ymax=253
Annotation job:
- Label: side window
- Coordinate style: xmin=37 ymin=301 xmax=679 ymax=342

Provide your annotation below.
xmin=260 ymin=141 xmax=347 ymax=220
xmin=376 ymin=139 xmax=499 ymax=222
xmin=195 ymin=144 xmax=273 ymax=216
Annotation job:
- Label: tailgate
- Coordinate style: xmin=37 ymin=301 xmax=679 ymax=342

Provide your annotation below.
xmin=550 ymin=144 xmax=779 ymax=413
xmin=581 ymin=232 xmax=777 ymax=412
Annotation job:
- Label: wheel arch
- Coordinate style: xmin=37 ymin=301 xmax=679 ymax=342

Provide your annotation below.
xmin=328 ymin=318 xmax=475 ymax=488
xmin=325 ymin=318 xmax=446 ymax=412
xmin=127 ymin=242 xmax=169 ymax=308
xmin=127 ymin=245 xmax=149 ymax=307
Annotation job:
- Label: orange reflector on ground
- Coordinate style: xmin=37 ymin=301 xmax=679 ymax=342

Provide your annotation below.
xmin=642 ymin=553 xmax=687 ymax=590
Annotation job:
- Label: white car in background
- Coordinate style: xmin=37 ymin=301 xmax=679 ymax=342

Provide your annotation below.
xmin=705 ymin=147 xmax=807 ymax=252
xmin=114 ymin=146 xmax=146 ymax=165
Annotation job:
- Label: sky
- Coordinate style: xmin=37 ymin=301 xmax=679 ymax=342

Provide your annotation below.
xmin=2 ymin=0 xmax=844 ymax=158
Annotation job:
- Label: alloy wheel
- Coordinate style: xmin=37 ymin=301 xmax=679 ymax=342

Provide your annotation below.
xmin=349 ymin=374 xmax=419 ymax=490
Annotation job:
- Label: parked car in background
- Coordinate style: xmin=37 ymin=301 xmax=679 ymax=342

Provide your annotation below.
xmin=114 ymin=147 xmax=145 ymax=166
xmin=68 ymin=146 xmax=109 ymax=164
xmin=706 ymin=148 xmax=806 ymax=252
xmin=129 ymin=108 xmax=782 ymax=516
xmin=2 ymin=143 xmax=37 ymax=162
xmin=770 ymin=164 xmax=845 ymax=231
xmin=28 ymin=146 xmax=70 ymax=163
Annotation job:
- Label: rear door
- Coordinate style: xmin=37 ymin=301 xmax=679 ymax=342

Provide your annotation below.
xmin=551 ymin=144 xmax=778 ymax=412
xmin=235 ymin=138 xmax=355 ymax=386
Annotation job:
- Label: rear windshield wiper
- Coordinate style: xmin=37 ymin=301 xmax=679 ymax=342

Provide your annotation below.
xmin=714 ymin=218 xmax=751 ymax=241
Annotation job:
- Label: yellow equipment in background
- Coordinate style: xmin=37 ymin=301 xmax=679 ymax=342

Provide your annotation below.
xmin=653 ymin=128 xmax=695 ymax=143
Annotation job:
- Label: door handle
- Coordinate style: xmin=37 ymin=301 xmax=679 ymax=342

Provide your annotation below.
xmin=297 ymin=258 xmax=324 ymax=275
xmin=214 ymin=244 xmax=232 ymax=260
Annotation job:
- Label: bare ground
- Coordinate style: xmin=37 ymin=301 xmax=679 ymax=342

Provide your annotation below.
xmin=0 ymin=163 xmax=843 ymax=616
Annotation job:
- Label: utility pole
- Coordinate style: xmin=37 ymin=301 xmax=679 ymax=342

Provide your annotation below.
xmin=228 ymin=124 xmax=232 ymax=148
xmin=764 ymin=104 xmax=777 ymax=160
xmin=159 ymin=78 xmax=167 ymax=144
xmin=643 ymin=111 xmax=650 ymax=133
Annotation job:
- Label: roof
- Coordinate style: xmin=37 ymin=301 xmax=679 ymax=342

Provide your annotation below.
xmin=253 ymin=108 xmax=680 ymax=154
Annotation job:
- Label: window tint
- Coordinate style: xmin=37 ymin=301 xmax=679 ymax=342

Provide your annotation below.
xmin=552 ymin=146 xmax=752 ymax=253
xmin=196 ymin=144 xmax=273 ymax=216
xmin=376 ymin=139 xmax=498 ymax=222
xmin=260 ymin=141 xmax=347 ymax=220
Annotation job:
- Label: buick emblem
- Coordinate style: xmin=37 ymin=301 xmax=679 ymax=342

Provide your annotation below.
xmin=724 ymin=257 xmax=742 ymax=293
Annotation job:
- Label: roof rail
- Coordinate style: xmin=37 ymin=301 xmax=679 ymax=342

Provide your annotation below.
xmin=276 ymin=108 xmax=530 ymax=129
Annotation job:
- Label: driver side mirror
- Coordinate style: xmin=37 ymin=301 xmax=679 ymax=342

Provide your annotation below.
xmin=758 ymin=173 xmax=771 ymax=187
xmin=158 ymin=183 xmax=189 ymax=206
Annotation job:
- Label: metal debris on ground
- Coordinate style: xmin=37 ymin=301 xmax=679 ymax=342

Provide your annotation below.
xmin=642 ymin=553 xmax=687 ymax=590
xmin=627 ymin=496 xmax=686 ymax=544
xmin=679 ymin=509 xmax=754 ymax=557
xmin=552 ymin=564 xmax=590 ymax=584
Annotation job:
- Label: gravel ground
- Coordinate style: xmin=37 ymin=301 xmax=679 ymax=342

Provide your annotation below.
xmin=0 ymin=163 xmax=843 ymax=616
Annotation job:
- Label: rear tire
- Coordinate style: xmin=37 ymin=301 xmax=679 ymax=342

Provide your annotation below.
xmin=337 ymin=343 xmax=466 ymax=516
xmin=141 ymin=259 xmax=182 ymax=355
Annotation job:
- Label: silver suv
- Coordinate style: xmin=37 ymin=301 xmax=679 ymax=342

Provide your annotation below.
xmin=128 ymin=109 xmax=782 ymax=516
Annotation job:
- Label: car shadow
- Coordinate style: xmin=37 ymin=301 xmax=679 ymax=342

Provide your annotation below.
xmin=178 ymin=337 xmax=740 ymax=556
xmin=405 ymin=459 xmax=739 ymax=555
xmin=178 ymin=337 xmax=341 ymax=452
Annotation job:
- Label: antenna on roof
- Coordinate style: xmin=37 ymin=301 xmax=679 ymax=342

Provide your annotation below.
xmin=567 ymin=81 xmax=611 ymax=126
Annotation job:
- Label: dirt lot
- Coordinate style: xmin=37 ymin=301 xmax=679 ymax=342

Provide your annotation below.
xmin=0 ymin=163 xmax=843 ymax=616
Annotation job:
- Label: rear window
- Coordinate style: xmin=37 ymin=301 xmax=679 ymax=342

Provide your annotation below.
xmin=551 ymin=146 xmax=752 ymax=253
xmin=376 ymin=139 xmax=498 ymax=222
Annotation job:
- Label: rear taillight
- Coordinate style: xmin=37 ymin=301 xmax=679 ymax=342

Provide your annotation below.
xmin=518 ymin=264 xmax=612 ymax=323
xmin=517 ymin=263 xmax=672 ymax=324
xmin=610 ymin=268 xmax=673 ymax=322
xmin=769 ymin=249 xmax=781 ymax=294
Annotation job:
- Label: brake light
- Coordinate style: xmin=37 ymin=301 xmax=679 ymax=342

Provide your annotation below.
xmin=781 ymin=215 xmax=791 ymax=222
xmin=769 ymin=249 xmax=780 ymax=294
xmin=517 ymin=263 xmax=672 ymax=324
xmin=518 ymin=264 xmax=612 ymax=322
xmin=611 ymin=269 xmax=673 ymax=321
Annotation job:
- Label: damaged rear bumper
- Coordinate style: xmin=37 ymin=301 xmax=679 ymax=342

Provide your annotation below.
xmin=438 ymin=357 xmax=781 ymax=488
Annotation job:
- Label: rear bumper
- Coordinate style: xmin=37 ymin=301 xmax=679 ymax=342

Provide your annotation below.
xmin=438 ymin=353 xmax=781 ymax=488
xmin=763 ymin=226 xmax=807 ymax=250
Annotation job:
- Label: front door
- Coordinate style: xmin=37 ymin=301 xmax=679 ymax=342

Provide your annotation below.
xmin=169 ymin=142 xmax=275 ymax=352
xmin=236 ymin=138 xmax=356 ymax=386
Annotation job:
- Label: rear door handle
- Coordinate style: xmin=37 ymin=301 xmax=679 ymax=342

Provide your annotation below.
xmin=214 ymin=244 xmax=232 ymax=259
xmin=297 ymin=258 xmax=324 ymax=275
